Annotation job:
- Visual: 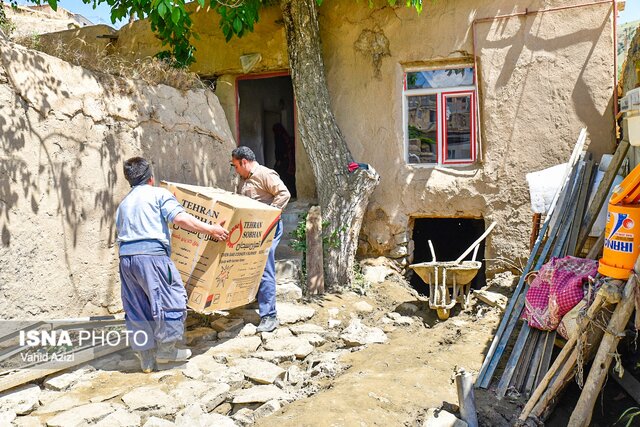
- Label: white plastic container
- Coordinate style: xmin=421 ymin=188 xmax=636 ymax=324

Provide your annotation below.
xmin=623 ymin=113 xmax=640 ymax=146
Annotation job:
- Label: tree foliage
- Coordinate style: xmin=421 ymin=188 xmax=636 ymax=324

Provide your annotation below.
xmin=22 ymin=0 xmax=423 ymax=67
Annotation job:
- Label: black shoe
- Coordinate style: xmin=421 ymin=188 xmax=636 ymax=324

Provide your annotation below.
xmin=256 ymin=316 xmax=279 ymax=333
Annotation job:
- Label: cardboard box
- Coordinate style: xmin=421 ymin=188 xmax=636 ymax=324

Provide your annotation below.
xmin=161 ymin=181 xmax=281 ymax=313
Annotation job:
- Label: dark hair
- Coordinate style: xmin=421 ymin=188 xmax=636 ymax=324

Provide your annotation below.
xmin=231 ymin=146 xmax=256 ymax=162
xmin=123 ymin=157 xmax=153 ymax=187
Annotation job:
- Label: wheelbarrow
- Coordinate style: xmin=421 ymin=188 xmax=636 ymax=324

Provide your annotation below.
xmin=409 ymin=222 xmax=496 ymax=320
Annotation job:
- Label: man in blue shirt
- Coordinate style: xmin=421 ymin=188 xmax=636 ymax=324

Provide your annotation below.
xmin=116 ymin=157 xmax=228 ymax=373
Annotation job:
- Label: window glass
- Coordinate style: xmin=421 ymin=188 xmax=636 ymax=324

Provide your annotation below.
xmin=406 ymin=67 xmax=473 ymax=90
xmin=445 ymin=94 xmax=472 ymax=161
xmin=407 ymin=95 xmax=437 ymax=164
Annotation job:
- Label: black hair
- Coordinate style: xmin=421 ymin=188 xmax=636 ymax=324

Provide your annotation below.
xmin=123 ymin=157 xmax=153 ymax=187
xmin=231 ymin=146 xmax=256 ymax=162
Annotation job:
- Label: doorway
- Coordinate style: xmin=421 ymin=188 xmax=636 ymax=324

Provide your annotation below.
xmin=409 ymin=217 xmax=487 ymax=294
xmin=237 ymin=74 xmax=297 ymax=198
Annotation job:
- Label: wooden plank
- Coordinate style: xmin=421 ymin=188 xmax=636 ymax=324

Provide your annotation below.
xmin=0 ymin=341 xmax=127 ymax=393
xmin=610 ymin=366 xmax=640 ymax=405
xmin=496 ymin=323 xmax=531 ymax=397
xmin=568 ymin=261 xmax=640 ymax=426
xmin=479 ymin=162 xmax=582 ymax=389
xmin=568 ymin=159 xmax=595 ymax=256
xmin=576 ymin=139 xmax=630 ymax=254
xmin=476 ymin=133 xmax=586 ymax=388
xmin=523 ymin=330 xmax=546 ymax=396
xmin=586 ymin=231 xmax=605 ymax=260
xmin=530 ymin=213 xmax=542 ymax=251
xmin=534 ymin=331 xmax=557 ymax=390
xmin=306 ymin=206 xmax=324 ymax=295
xmin=512 ymin=327 xmax=538 ymax=391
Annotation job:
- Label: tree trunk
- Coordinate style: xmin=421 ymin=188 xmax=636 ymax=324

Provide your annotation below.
xmin=280 ymin=0 xmax=379 ymax=288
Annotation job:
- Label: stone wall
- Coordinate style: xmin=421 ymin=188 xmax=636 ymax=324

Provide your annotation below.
xmin=0 ymin=38 xmax=236 ymax=319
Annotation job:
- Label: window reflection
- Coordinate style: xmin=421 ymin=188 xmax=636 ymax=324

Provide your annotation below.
xmin=445 ymin=95 xmax=472 ymax=160
xmin=407 ymin=68 xmax=473 ymax=90
xmin=407 ymin=95 xmax=437 ymax=164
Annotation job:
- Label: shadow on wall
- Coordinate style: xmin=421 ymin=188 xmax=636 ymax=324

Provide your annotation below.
xmin=360 ymin=3 xmax=614 ymax=272
xmin=0 ymin=39 xmax=235 ymax=317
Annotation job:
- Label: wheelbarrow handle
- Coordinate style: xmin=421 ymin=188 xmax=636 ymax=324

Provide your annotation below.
xmin=454 ymin=222 xmax=497 ymax=263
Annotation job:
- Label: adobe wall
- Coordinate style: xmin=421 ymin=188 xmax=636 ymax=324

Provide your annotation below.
xmin=41 ymin=0 xmax=615 ymax=274
xmin=0 ymin=38 xmax=236 ymax=319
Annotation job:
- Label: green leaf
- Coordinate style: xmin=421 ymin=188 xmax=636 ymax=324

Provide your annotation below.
xmin=171 ymin=7 xmax=180 ymax=24
xmin=232 ymin=16 xmax=242 ymax=34
xmin=47 ymin=0 xmax=57 ymax=11
xmin=157 ymin=1 xmax=167 ymax=18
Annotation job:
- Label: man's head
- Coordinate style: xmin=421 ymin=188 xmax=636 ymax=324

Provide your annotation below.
xmin=123 ymin=157 xmax=154 ymax=187
xmin=231 ymin=146 xmax=257 ymax=179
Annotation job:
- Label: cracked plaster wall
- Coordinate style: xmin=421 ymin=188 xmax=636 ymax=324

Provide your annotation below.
xmin=0 ymin=38 xmax=236 ymax=318
xmin=46 ymin=0 xmax=616 ymax=275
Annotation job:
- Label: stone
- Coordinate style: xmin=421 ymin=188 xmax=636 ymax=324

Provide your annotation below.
xmin=340 ymin=318 xmax=388 ymax=347
xmin=353 ymin=301 xmax=374 ymax=313
xmin=185 ymin=327 xmax=218 ymax=345
xmin=263 ymin=336 xmax=314 ymax=359
xmin=473 ymin=289 xmax=508 ymax=310
xmin=389 ymin=245 xmax=408 ymax=259
xmin=387 ymin=312 xmax=401 ymax=320
xmin=393 ymin=315 xmax=415 ymax=326
xmin=212 ymin=403 xmax=233 ymax=416
xmin=275 ymin=259 xmax=302 ymax=283
xmin=328 ymin=308 xmax=340 ymax=317
xmin=397 ymin=302 xmax=420 ymax=314
xmin=298 ymin=333 xmax=326 ymax=347
xmin=46 ymin=402 xmax=116 ymax=427
xmin=174 ymin=404 xmax=237 ymax=427
xmin=276 ymin=282 xmax=303 ymax=302
xmin=0 ymin=384 xmax=41 ymax=415
xmin=230 ymin=309 xmax=260 ymax=325
xmin=35 ymin=393 xmax=89 ymax=415
xmin=203 ymin=367 xmax=245 ymax=389
xmin=252 ymin=350 xmax=296 ymax=364
xmin=210 ymin=318 xmax=244 ymax=333
xmin=289 ymin=323 xmax=328 ymax=336
xmin=0 ymin=410 xmax=16 ymax=425
xmin=361 ymin=265 xmax=391 ymax=284
xmin=13 ymin=415 xmax=44 ymax=426
xmin=253 ymin=399 xmax=281 ymax=420
xmin=277 ymin=303 xmax=315 ymax=325
xmin=328 ymin=319 xmax=342 ymax=329
xmin=142 ymin=417 xmax=175 ymax=427
xmin=394 ymin=232 xmax=409 ymax=245
xmin=182 ymin=363 xmax=204 ymax=380
xmin=43 ymin=366 xmax=95 ymax=391
xmin=231 ymin=408 xmax=254 ymax=426
xmin=91 ymin=354 xmax=122 ymax=370
xmin=206 ymin=336 xmax=262 ymax=357
xmin=121 ymin=386 xmax=177 ymax=416
xmin=95 ymin=408 xmax=141 ymax=427
xmin=261 ymin=327 xmax=293 ymax=340
xmin=231 ymin=358 xmax=285 ymax=384
xmin=198 ymin=383 xmax=230 ymax=412
xmin=232 ymin=385 xmax=290 ymax=404
xmin=169 ymin=380 xmax=210 ymax=406
xmin=422 ymin=408 xmax=468 ymax=427
xmin=285 ymin=365 xmax=306 ymax=386
xmin=238 ymin=323 xmax=257 ymax=337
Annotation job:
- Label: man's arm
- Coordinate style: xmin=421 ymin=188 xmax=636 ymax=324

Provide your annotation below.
xmin=173 ymin=213 xmax=228 ymax=241
xmin=267 ymin=171 xmax=291 ymax=210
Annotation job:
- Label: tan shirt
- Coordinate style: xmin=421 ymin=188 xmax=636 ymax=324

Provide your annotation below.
xmin=236 ymin=164 xmax=291 ymax=210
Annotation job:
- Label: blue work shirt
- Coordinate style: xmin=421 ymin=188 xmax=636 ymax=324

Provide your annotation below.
xmin=116 ymin=185 xmax=184 ymax=256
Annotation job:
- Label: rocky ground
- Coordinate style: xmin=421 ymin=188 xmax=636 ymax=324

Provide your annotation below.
xmin=0 ymin=261 xmax=520 ymax=427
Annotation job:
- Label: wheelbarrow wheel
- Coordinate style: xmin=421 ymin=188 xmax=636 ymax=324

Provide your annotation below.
xmin=436 ymin=308 xmax=450 ymax=320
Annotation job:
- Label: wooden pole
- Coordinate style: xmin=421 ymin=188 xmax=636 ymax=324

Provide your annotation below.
xmin=455 ymin=368 xmax=479 ymax=427
xmin=568 ymin=262 xmax=640 ymax=426
xmin=576 ymin=140 xmax=630 ymax=253
xmin=306 ymin=206 xmax=324 ymax=295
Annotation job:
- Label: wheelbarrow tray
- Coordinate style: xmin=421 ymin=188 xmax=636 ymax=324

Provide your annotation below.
xmin=409 ymin=261 xmax=482 ymax=286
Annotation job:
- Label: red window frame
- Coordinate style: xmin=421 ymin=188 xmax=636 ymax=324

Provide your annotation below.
xmin=441 ymin=90 xmax=476 ymax=165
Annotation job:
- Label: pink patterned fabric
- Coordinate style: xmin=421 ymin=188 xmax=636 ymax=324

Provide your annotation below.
xmin=522 ymin=256 xmax=598 ymax=331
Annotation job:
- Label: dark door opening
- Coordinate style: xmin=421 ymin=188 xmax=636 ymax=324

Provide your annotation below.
xmin=410 ymin=217 xmax=487 ymax=295
xmin=237 ymin=75 xmax=297 ymax=198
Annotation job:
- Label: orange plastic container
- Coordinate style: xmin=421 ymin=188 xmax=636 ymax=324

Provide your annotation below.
xmin=598 ymin=203 xmax=640 ymax=279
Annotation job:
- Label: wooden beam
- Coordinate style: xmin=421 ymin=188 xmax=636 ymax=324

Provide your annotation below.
xmin=306 ymin=206 xmax=324 ymax=295
xmin=576 ymin=140 xmax=630 ymax=254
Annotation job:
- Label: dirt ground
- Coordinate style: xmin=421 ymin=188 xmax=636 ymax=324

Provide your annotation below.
xmin=254 ymin=273 xmax=521 ymax=427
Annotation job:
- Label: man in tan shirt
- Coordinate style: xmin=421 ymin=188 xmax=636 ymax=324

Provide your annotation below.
xmin=231 ymin=146 xmax=291 ymax=332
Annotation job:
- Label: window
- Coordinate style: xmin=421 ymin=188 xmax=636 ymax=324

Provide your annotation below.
xmin=404 ymin=67 xmax=478 ymax=165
